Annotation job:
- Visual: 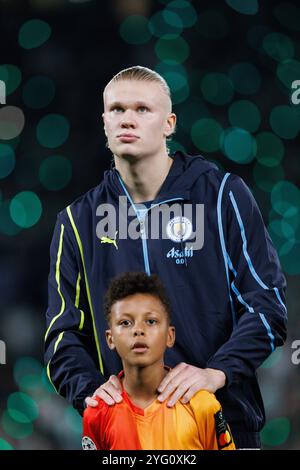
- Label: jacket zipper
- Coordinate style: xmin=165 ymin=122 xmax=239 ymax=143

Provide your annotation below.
xmin=117 ymin=173 xmax=184 ymax=275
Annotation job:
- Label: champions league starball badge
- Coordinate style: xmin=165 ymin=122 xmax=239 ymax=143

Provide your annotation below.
xmin=82 ymin=436 xmax=97 ymax=450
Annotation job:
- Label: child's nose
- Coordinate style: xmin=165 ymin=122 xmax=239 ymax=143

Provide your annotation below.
xmin=133 ymin=327 xmax=145 ymax=336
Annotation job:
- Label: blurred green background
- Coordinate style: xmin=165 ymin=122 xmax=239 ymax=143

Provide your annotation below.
xmin=0 ymin=0 xmax=299 ymax=450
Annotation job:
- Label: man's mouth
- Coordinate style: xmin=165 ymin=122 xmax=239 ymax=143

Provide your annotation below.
xmin=117 ymin=134 xmax=139 ymax=143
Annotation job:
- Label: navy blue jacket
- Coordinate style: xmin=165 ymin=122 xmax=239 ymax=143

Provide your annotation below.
xmin=44 ymin=151 xmax=287 ymax=448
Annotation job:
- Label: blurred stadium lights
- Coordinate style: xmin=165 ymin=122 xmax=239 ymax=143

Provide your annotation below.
xmin=0 ymin=0 xmax=299 ymax=450
xmin=68 ymin=0 xmax=93 ymax=3
xmin=113 ymin=0 xmax=152 ymax=19
xmin=0 ymin=0 xmax=94 ymax=11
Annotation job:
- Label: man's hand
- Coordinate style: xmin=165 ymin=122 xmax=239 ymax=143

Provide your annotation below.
xmin=157 ymin=363 xmax=226 ymax=407
xmin=85 ymin=375 xmax=123 ymax=407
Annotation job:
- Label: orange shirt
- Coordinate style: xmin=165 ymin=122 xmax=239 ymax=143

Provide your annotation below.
xmin=82 ymin=370 xmax=235 ymax=450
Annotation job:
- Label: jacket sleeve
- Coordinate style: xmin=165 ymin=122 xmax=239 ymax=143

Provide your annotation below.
xmin=44 ymin=212 xmax=105 ymax=415
xmin=207 ymin=174 xmax=288 ymax=386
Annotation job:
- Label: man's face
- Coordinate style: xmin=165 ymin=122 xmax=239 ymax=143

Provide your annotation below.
xmin=102 ymin=80 xmax=176 ymax=159
xmin=105 ymin=293 xmax=175 ymax=368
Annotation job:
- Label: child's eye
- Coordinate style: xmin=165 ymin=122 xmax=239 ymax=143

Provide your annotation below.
xmin=120 ymin=320 xmax=131 ymax=326
xmin=147 ymin=319 xmax=157 ymax=325
xmin=112 ymin=107 xmax=123 ymax=113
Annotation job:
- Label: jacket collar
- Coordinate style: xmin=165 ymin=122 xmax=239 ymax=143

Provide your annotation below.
xmin=108 ymin=151 xmax=191 ymax=204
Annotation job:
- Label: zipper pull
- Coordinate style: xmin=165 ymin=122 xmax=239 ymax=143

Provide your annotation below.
xmin=140 ymin=220 xmax=144 ymax=235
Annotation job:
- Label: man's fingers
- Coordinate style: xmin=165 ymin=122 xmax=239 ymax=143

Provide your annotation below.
xmin=98 ymin=382 xmax=123 ymax=403
xmin=158 ymin=369 xmax=190 ymax=401
xmin=165 ymin=382 xmax=191 ymax=407
xmin=85 ymin=388 xmax=120 ymax=407
xmin=161 ymin=371 xmax=212 ymax=407
xmin=180 ymin=383 xmax=202 ymax=405
xmin=108 ymin=375 xmax=123 ymax=393
xmin=157 ymin=363 xmax=187 ymax=393
xmin=158 ymin=367 xmax=221 ymax=408
xmin=85 ymin=375 xmax=123 ymax=408
xmin=93 ymin=389 xmax=116 ymax=406
xmin=92 ymin=376 xmax=123 ymax=403
xmin=85 ymin=396 xmax=98 ymax=407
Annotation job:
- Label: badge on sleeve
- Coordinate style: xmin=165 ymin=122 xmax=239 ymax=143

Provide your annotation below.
xmin=214 ymin=409 xmax=233 ymax=449
xmin=82 ymin=436 xmax=97 ymax=450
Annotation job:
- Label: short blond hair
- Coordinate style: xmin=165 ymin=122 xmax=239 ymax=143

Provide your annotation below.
xmin=104 ymin=65 xmax=172 ymax=110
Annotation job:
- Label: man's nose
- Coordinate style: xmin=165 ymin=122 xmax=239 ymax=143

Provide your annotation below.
xmin=120 ymin=110 xmax=136 ymax=127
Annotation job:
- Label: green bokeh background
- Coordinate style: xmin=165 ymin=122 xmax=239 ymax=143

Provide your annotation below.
xmin=0 ymin=0 xmax=299 ymax=451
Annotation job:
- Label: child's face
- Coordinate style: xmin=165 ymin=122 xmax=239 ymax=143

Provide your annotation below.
xmin=105 ymin=293 xmax=175 ymax=368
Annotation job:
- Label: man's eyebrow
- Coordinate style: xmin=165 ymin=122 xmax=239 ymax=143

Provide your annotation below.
xmin=108 ymin=100 xmax=151 ymax=109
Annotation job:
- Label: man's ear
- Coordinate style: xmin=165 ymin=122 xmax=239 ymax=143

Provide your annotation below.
xmin=164 ymin=112 xmax=177 ymax=138
xmin=105 ymin=329 xmax=116 ymax=350
xmin=102 ymin=112 xmax=107 ymax=135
